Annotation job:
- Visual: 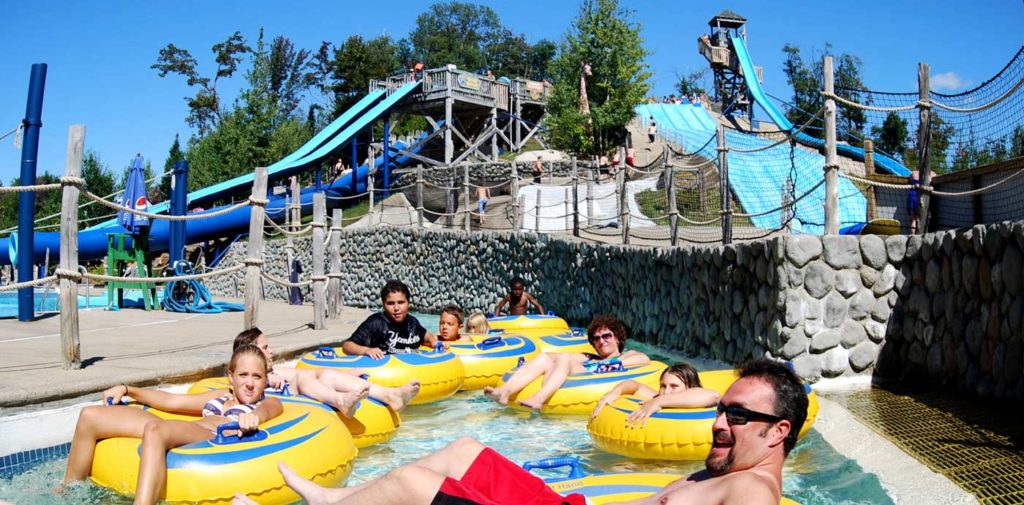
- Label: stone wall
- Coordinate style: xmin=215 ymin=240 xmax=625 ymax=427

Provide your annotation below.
xmin=875 ymin=222 xmax=1024 ymax=401
xmin=208 ymin=221 xmax=1024 ymax=396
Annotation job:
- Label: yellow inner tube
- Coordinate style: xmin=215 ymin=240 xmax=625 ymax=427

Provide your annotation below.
xmin=547 ymin=472 xmax=801 ymax=504
xmin=588 ymin=369 xmax=820 ymax=461
xmin=189 ymin=377 xmax=400 ymax=449
xmin=487 ymin=314 xmax=570 ymax=339
xmin=447 ymin=335 xmax=540 ymax=390
xmin=504 ymin=361 xmax=668 ymax=415
xmin=296 ymin=347 xmax=465 ymax=404
xmin=91 ymin=401 xmax=355 ymax=504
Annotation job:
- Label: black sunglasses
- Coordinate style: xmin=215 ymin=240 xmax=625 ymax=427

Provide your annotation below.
xmin=716 ymin=404 xmax=784 ymax=425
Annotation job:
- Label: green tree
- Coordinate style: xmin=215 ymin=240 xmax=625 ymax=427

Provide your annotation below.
xmin=834 ymin=53 xmax=868 ymax=146
xmin=408 ymin=1 xmax=502 ymax=70
xmin=782 ymin=44 xmax=869 ymax=144
xmin=160 ymin=134 xmax=186 ymax=202
xmin=152 ymin=32 xmax=251 ymax=137
xmin=871 ymin=112 xmax=909 ymax=159
xmin=546 ymin=0 xmax=651 ymax=157
xmin=675 ymin=69 xmax=708 ymax=98
xmin=904 ymin=113 xmax=956 ymax=174
xmin=781 ymin=43 xmax=821 ymax=136
xmin=80 ymin=150 xmax=118 ymax=225
xmin=313 ymin=35 xmax=401 ymax=118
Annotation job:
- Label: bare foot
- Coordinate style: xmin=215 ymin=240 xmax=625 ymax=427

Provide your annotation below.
xmin=518 ymin=395 xmax=545 ymax=410
xmin=394 ymin=380 xmax=421 ymax=412
xmin=278 ymin=461 xmax=342 ymax=505
xmin=337 ymin=386 xmax=370 ymax=418
xmin=483 ymin=386 xmax=510 ymax=405
xmin=233 ymin=493 xmax=259 ymax=505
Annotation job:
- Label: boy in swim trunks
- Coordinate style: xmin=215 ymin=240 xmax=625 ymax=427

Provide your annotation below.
xmin=342 ymin=280 xmax=441 ymax=359
xmin=493 ymin=277 xmax=545 ymax=316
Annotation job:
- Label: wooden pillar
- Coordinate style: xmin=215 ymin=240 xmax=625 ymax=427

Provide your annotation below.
xmin=244 ymin=167 xmax=268 ymax=330
xmin=864 ymin=139 xmax=878 ymax=220
xmin=510 ymin=161 xmax=520 ymax=230
xmin=444 ymin=97 xmax=454 ymax=228
xmin=587 ymin=166 xmax=595 ymax=228
xmin=59 ymin=125 xmax=84 ymax=370
xmin=666 ymin=163 xmax=679 ymax=246
xmin=572 ymin=158 xmax=580 ymax=237
xmin=534 ymin=189 xmax=542 ymax=232
xmin=416 ymin=165 xmax=424 ymax=227
xmin=717 ymin=125 xmax=733 ymax=245
xmin=917 ymin=63 xmax=933 ymax=234
xmin=312 ymin=193 xmax=326 ymax=330
xmin=618 ymin=168 xmax=629 ymax=244
xmin=464 ymin=164 xmax=471 ymax=233
xmin=328 ymin=208 xmax=343 ymax=319
xmin=823 ymin=55 xmax=840 ymax=235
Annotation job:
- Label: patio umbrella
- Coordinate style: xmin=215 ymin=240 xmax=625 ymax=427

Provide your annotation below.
xmin=119 ymin=153 xmax=150 ymax=233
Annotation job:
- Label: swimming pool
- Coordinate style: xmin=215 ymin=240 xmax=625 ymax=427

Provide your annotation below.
xmin=0 ymin=289 xmax=154 ymax=318
xmin=0 ymin=312 xmax=894 ymax=504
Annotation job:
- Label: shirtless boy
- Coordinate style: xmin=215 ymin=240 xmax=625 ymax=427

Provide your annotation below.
xmin=493 ymin=277 xmax=544 ymax=316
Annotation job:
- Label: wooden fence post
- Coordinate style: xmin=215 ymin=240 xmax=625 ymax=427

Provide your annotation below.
xmin=534 ymin=189 xmax=542 ymax=232
xmin=245 ymin=167 xmax=268 ymax=330
xmin=666 ymin=163 xmax=678 ymax=246
xmin=618 ymin=168 xmax=629 ymax=244
xmin=464 ymin=164 xmax=471 ymax=233
xmin=717 ymin=124 xmax=733 ymax=245
xmin=572 ymin=158 xmax=579 ymax=237
xmin=312 ymin=193 xmax=326 ymax=330
xmin=59 ymin=125 xmax=85 ymax=370
xmin=416 ymin=165 xmax=424 ymax=227
xmin=916 ymin=63 xmax=933 ymax=234
xmin=510 ymin=161 xmax=520 ymax=230
xmin=328 ymin=208 xmax=343 ymax=319
xmin=823 ymin=55 xmax=840 ymax=235
xmin=864 ymin=139 xmax=877 ymax=220
xmin=586 ymin=167 xmax=595 ymax=228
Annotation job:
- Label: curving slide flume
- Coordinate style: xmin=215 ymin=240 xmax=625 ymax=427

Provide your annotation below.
xmin=1 ymin=81 xmax=424 ymax=265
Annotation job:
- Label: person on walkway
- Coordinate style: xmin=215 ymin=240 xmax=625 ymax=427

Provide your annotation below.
xmin=476 ymin=185 xmax=491 ymax=225
xmin=483 ymin=314 xmax=650 ymax=410
xmin=233 ymin=328 xmax=420 ymax=414
xmin=232 ymin=358 xmax=807 ymax=505
xmin=647 ymin=117 xmax=658 ymax=145
xmin=65 ymin=345 xmax=283 ymax=505
xmin=532 ymin=156 xmax=544 ymax=184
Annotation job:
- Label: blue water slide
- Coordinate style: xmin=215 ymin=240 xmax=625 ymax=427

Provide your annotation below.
xmin=1 ymin=82 xmax=426 ymax=265
xmin=635 ymin=101 xmax=867 ymax=234
xmin=730 ymin=36 xmax=910 ymax=177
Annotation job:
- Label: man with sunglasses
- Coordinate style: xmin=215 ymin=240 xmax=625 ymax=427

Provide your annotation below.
xmin=624 ymin=358 xmax=809 ymax=505
xmin=234 ymin=358 xmax=806 ymax=505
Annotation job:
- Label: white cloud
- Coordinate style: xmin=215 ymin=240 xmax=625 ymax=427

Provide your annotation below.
xmin=931 ymin=71 xmax=971 ymax=92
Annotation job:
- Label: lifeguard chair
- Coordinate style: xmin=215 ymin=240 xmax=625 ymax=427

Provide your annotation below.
xmin=105 ymin=232 xmax=158 ymax=310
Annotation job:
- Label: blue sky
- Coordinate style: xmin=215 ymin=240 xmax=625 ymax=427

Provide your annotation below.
xmin=1 ymin=1 xmax=1022 ymax=186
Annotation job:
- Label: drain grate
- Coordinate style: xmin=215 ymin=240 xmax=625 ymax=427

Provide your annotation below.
xmin=838 ymin=387 xmax=1024 ymax=504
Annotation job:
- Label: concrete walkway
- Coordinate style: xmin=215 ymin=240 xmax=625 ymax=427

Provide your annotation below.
xmin=0 ymin=300 xmax=372 ymax=411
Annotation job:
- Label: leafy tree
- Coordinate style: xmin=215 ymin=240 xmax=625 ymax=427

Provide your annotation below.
xmin=546 ymin=0 xmax=651 ymax=157
xmin=409 ymin=1 xmax=503 ymax=71
xmin=80 ymin=150 xmax=118 ymax=225
xmin=871 ymin=112 xmax=909 ymax=160
xmin=675 ymin=69 xmax=708 ymax=98
xmin=782 ymin=44 xmax=869 ymax=144
xmin=160 ymin=134 xmax=186 ymax=202
xmin=152 ymin=32 xmax=251 ymax=137
xmin=313 ymin=35 xmax=401 ymax=118
xmin=834 ymin=54 xmax=868 ymax=146
xmin=904 ymin=113 xmax=956 ymax=174
xmin=526 ymin=39 xmax=557 ymax=81
xmin=781 ymin=43 xmax=821 ymax=137
xmin=1012 ymin=124 xmax=1024 ymax=158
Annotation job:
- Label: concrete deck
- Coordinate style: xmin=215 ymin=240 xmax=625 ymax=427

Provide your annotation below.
xmin=0 ymin=300 xmax=372 ymax=411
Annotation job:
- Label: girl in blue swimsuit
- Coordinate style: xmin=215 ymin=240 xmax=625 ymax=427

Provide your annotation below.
xmin=62 ymin=344 xmax=282 ymax=505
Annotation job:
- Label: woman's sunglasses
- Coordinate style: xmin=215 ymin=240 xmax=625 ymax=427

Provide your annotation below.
xmin=716 ymin=404 xmax=784 ymax=425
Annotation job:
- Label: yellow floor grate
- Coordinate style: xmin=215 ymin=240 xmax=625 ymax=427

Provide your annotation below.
xmin=832 ymin=386 xmax=1024 ymax=504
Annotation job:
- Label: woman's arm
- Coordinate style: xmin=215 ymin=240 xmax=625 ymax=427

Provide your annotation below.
xmin=592 ymin=379 xmax=649 ymax=418
xmin=112 ymin=385 xmax=222 ymax=414
xmin=625 ymin=388 xmax=721 ymax=427
xmin=235 ymin=397 xmax=284 ymax=433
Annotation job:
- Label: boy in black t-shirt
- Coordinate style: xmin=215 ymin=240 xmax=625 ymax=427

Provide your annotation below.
xmin=342 ymin=280 xmax=441 ymax=359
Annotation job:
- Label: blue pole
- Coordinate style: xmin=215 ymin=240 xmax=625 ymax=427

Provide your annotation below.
xmin=169 ymin=160 xmax=188 ymax=266
xmin=17 ymin=64 xmax=47 ymax=322
xmin=315 ymin=167 xmax=322 ymax=190
xmin=350 ymin=135 xmax=358 ymax=195
xmin=383 ymin=117 xmax=391 ymax=198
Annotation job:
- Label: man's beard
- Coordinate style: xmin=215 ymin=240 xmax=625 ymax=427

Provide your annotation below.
xmin=705 ymin=449 xmax=733 ymax=476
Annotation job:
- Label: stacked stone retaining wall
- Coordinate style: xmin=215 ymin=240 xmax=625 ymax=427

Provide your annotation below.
xmin=208 ymin=221 xmax=1024 ymax=399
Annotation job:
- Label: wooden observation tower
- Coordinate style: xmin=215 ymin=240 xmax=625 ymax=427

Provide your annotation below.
xmin=698 ymin=10 xmax=761 ymax=119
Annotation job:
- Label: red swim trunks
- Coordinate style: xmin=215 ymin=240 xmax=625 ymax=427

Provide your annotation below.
xmin=430 ymin=448 xmax=587 ymax=505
